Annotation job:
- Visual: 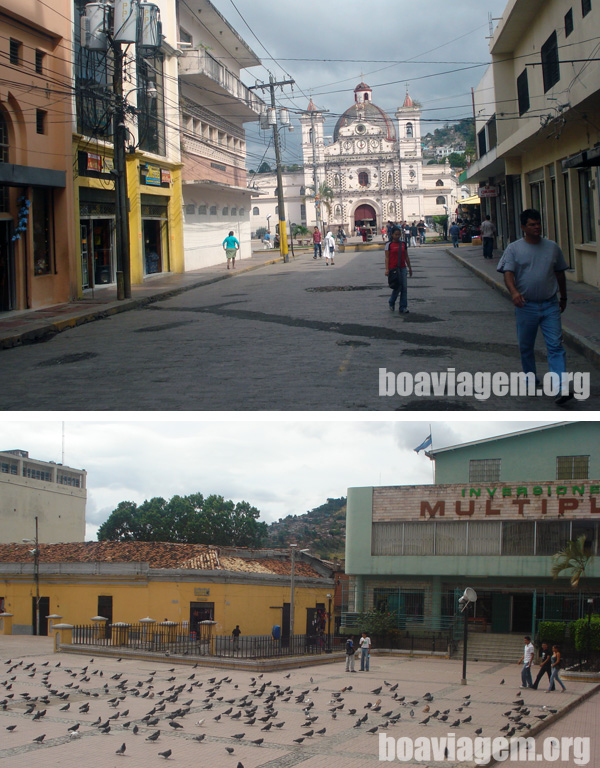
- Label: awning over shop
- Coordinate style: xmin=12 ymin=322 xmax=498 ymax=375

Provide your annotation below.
xmin=458 ymin=194 xmax=481 ymax=205
xmin=562 ymin=146 xmax=600 ymax=169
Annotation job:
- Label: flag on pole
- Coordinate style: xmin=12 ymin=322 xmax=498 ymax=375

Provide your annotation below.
xmin=414 ymin=434 xmax=432 ymax=453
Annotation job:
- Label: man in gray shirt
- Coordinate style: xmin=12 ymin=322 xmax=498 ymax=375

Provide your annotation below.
xmin=497 ymin=208 xmax=571 ymax=404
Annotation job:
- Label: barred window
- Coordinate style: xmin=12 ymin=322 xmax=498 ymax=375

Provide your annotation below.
xmin=565 ymin=8 xmax=574 ymax=36
xmin=502 ymin=521 xmax=535 ymax=555
xmin=35 ymin=50 xmax=45 ymax=74
xmin=469 ymin=458 xmax=501 ymax=483
xmin=1 ymin=462 xmax=18 ymax=474
xmin=536 ymin=521 xmax=571 ymax=555
xmin=468 ymin=521 xmax=501 ymax=555
xmin=556 ymin=455 xmax=589 ymax=480
xmin=371 ymin=522 xmax=403 ymax=555
xmin=185 ymin=204 xmax=195 ymax=215
xmin=435 ymin=522 xmax=467 ymax=555
xmin=582 ymin=0 xmax=591 ymax=16
xmin=9 ymin=39 xmax=21 ymax=66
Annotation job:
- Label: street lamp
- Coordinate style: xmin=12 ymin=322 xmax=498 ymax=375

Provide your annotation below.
xmin=23 ymin=516 xmax=40 ymax=636
xmin=587 ymin=598 xmax=594 ymax=664
xmin=458 ymin=587 xmax=477 ymax=686
xmin=326 ymin=593 xmax=332 ymax=653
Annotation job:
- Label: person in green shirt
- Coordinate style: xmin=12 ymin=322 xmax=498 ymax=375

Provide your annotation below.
xmin=223 ymin=231 xmax=240 ymax=269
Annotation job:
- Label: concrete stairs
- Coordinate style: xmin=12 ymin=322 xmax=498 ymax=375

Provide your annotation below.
xmin=455 ymin=632 xmax=526 ymax=664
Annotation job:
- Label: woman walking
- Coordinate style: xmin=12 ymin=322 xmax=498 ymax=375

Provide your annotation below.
xmin=547 ymin=645 xmax=566 ymax=692
xmin=222 ymin=230 xmax=239 ymax=269
xmin=324 ymin=230 xmax=336 ymax=265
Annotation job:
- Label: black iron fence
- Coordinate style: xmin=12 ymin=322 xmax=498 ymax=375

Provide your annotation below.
xmin=70 ymin=623 xmax=346 ymax=659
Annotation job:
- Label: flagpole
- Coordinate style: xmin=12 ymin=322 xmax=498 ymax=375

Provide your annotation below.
xmin=430 ymin=423 xmax=435 ymax=483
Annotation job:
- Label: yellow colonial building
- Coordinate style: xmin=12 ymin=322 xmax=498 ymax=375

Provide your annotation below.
xmin=0 ymin=541 xmax=335 ymax=641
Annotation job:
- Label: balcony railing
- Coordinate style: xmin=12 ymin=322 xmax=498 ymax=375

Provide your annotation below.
xmin=178 ymin=49 xmax=262 ymax=115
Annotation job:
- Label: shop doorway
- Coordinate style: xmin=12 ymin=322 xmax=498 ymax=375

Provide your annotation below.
xmin=32 ymin=596 xmax=50 ymax=635
xmin=97 ymin=595 xmax=113 ymax=638
xmin=512 ymin=593 xmax=533 ymax=633
xmin=81 ymin=219 xmax=115 ymax=288
xmin=143 ymin=219 xmax=166 ymax=275
xmin=0 ymin=220 xmax=15 ymax=311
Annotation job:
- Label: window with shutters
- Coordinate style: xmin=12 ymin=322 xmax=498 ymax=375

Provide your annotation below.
xmin=517 ymin=70 xmax=530 ymax=115
xmin=541 ymin=31 xmax=560 ymax=92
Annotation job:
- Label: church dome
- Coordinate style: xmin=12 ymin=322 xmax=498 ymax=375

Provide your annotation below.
xmin=333 ymin=100 xmax=397 ymax=142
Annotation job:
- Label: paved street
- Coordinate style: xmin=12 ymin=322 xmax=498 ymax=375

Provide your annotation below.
xmin=0 ymin=637 xmax=598 ymax=768
xmin=1 ymin=247 xmax=599 ymax=410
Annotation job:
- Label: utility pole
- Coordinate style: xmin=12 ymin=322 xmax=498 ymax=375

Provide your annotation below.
xmin=250 ymin=76 xmax=294 ymax=263
xmin=113 ymin=41 xmax=131 ymax=299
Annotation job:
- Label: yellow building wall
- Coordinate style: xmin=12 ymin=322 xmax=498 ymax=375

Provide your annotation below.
xmin=1 ymin=576 xmax=332 ymax=636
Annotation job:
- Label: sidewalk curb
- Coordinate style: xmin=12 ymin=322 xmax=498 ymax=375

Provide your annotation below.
xmin=0 ymin=254 xmax=287 ymax=350
xmin=446 ymin=247 xmax=600 ymax=369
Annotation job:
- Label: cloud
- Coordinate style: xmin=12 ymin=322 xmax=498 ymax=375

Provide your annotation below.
xmin=1 ymin=419 xmax=558 ymax=538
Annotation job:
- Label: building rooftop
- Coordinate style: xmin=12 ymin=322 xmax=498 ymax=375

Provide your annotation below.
xmin=0 ymin=541 xmax=325 ymax=577
xmin=429 ymin=422 xmax=572 ymax=456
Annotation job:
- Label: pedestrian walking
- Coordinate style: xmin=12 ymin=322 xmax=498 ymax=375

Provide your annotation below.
xmin=345 ymin=635 xmax=356 ymax=672
xmin=417 ymin=220 xmax=426 ymax=245
xmin=222 ymin=230 xmax=239 ymax=269
xmin=359 ymin=632 xmax=371 ymax=671
xmin=518 ymin=635 xmax=535 ymax=688
xmin=385 ymin=227 xmax=412 ymax=314
xmin=381 ymin=225 xmax=387 ymax=242
xmin=531 ymin=642 xmax=554 ymax=690
xmin=480 ymin=214 xmax=496 ymax=258
xmin=449 ymin=221 xmax=460 ymax=247
xmin=547 ymin=645 xmax=566 ymax=692
xmin=263 ymin=230 xmax=271 ymax=248
xmin=403 ymin=221 xmax=411 ymax=246
xmin=231 ymin=624 xmax=241 ymax=651
xmin=497 ymin=208 xmax=572 ymax=404
xmin=312 ymin=227 xmax=322 ymax=259
xmin=324 ymin=231 xmax=335 ymax=265
xmin=410 ymin=221 xmax=418 ymax=247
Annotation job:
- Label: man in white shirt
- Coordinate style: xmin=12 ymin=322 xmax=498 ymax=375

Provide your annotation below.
xmin=480 ymin=215 xmax=496 ymax=258
xmin=359 ymin=632 xmax=371 ymax=671
xmin=518 ymin=635 xmax=535 ymax=688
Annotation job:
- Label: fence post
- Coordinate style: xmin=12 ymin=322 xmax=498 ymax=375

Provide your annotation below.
xmin=0 ymin=612 xmax=13 ymax=635
xmin=53 ymin=623 xmax=74 ymax=652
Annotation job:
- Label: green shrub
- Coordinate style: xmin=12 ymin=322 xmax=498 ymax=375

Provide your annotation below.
xmin=570 ymin=616 xmax=600 ymax=651
xmin=537 ymin=621 xmax=567 ymax=645
xmin=355 ymin=609 xmax=398 ymax=635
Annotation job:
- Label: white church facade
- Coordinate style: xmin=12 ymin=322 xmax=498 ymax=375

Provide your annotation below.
xmin=300 ymin=83 xmax=459 ymax=232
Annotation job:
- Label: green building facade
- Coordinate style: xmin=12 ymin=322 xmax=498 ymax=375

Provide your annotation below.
xmin=345 ymin=422 xmax=600 ymax=636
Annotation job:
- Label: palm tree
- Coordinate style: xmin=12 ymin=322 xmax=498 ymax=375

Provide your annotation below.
xmin=551 ymin=535 xmax=593 ymax=587
xmin=304 ymin=182 xmax=334 ymax=225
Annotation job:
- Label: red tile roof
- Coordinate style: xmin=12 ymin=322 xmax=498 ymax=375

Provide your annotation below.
xmin=0 ymin=542 xmax=324 ymax=577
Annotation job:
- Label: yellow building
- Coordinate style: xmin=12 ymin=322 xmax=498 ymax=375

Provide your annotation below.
xmin=0 ymin=542 xmax=335 ymax=640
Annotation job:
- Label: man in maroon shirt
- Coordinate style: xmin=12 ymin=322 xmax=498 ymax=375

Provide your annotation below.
xmin=312 ymin=227 xmax=322 ymax=259
xmin=385 ymin=227 xmax=413 ymax=313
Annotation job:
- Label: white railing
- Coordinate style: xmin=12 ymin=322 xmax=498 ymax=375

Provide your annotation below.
xmin=179 ymin=49 xmax=262 ymax=114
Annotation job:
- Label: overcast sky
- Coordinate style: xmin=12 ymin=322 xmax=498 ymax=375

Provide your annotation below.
xmin=2 ymin=418 xmax=564 ymax=541
xmin=205 ymin=0 xmax=510 ymax=168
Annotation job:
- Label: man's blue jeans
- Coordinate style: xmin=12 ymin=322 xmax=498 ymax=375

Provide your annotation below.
xmin=389 ymin=267 xmax=408 ymax=312
xmin=452 ymin=237 xmax=459 ymax=247
xmin=360 ymin=648 xmax=369 ymax=671
xmin=514 ymin=297 xmax=566 ymax=379
xmin=313 ymin=243 xmax=322 ymax=258
xmin=521 ymin=664 xmax=533 ymax=687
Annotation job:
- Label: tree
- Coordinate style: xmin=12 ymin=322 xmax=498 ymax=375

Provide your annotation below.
xmin=292 ymin=224 xmax=309 ymax=242
xmin=258 ymin=161 xmax=272 ymax=173
xmin=97 ymin=492 xmax=267 ymax=547
xmin=551 ymin=535 xmax=594 ymax=587
xmin=446 ymin=152 xmax=467 ymax=168
xmin=304 ymin=182 xmax=334 ymax=219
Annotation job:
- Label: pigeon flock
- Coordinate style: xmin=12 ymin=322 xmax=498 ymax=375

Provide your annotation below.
xmin=0 ymin=651 xmax=568 ymax=765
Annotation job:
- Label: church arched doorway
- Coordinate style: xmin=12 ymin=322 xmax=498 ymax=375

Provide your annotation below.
xmin=354 ymin=203 xmax=377 ymax=229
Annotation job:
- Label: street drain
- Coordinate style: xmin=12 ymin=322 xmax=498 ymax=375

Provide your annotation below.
xmin=36 ymin=352 xmax=99 ymax=367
